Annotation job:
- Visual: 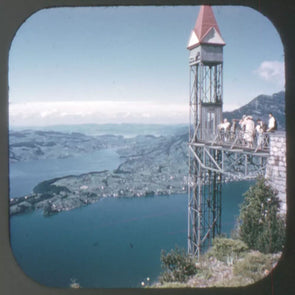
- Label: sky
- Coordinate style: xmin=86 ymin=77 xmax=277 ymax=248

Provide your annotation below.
xmin=8 ymin=6 xmax=285 ymax=127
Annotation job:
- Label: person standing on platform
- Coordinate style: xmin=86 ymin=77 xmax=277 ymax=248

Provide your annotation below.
xmin=267 ymin=113 xmax=277 ymax=132
xmin=256 ymin=119 xmax=264 ymax=149
xmin=243 ymin=116 xmax=255 ymax=148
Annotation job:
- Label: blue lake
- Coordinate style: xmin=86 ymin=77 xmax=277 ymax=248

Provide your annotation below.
xmin=9 ymin=150 xmax=252 ymax=288
xmin=9 ymin=149 xmax=122 ymax=198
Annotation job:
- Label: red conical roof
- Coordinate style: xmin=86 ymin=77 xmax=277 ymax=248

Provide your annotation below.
xmin=194 ymin=5 xmax=221 ymax=41
xmin=187 ymin=5 xmax=225 ymax=49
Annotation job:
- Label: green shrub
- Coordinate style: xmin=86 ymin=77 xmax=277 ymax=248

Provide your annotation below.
xmin=207 ymin=237 xmax=248 ymax=263
xmin=159 ymin=248 xmax=197 ymax=283
xmin=233 ymin=251 xmax=277 ymax=282
xmin=239 ymin=176 xmax=285 ymax=253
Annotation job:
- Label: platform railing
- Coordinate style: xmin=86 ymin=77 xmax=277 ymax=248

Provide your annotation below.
xmin=194 ymin=128 xmax=270 ymax=152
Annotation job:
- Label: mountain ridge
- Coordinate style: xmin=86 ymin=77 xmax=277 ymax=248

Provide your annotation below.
xmin=223 ymin=91 xmax=285 ymax=130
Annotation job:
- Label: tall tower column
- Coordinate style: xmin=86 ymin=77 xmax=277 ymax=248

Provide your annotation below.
xmin=187 ymin=5 xmax=225 ymax=257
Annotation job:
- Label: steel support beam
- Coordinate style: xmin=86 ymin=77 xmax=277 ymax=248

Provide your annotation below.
xmin=188 ymin=63 xmax=269 ymax=258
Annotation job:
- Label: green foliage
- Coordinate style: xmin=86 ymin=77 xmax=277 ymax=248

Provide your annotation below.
xmin=207 ymin=237 xmax=248 ymax=263
xmin=159 ymin=248 xmax=197 ymax=283
xmin=239 ymin=176 xmax=285 ymax=253
xmin=33 ymin=178 xmax=70 ymax=195
xmin=233 ymin=251 xmax=278 ymax=282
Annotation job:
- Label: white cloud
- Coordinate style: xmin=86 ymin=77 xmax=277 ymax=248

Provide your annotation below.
xmin=254 ymin=61 xmax=285 ymax=87
xmin=9 ymin=100 xmax=188 ymax=127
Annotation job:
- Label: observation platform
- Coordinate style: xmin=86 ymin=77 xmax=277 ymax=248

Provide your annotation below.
xmin=196 ymin=129 xmax=270 ymax=154
xmin=189 ymin=129 xmax=271 ymax=181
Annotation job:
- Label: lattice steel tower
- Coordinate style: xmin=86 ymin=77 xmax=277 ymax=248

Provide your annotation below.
xmin=187 ymin=5 xmax=225 ymax=257
xmin=186 ymin=6 xmax=269 ymax=258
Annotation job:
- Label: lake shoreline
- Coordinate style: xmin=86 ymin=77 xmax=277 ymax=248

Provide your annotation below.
xmin=9 ymin=168 xmax=188 ymax=216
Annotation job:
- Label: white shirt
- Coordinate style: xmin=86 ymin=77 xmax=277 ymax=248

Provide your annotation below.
xmin=268 ymin=116 xmax=275 ymax=130
xmin=245 ymin=119 xmax=255 ymax=134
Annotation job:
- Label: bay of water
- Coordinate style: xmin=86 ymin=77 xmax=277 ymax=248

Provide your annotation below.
xmin=9 ymin=149 xmax=252 ymax=288
xmin=9 ymin=149 xmax=122 ymax=198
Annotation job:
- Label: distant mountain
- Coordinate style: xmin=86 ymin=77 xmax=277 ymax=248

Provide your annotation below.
xmin=223 ymin=91 xmax=285 ymax=130
xmin=10 ymin=91 xmax=286 ymax=163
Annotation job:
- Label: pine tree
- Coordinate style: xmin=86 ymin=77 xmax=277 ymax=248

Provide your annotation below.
xmin=239 ymin=176 xmax=285 ymax=253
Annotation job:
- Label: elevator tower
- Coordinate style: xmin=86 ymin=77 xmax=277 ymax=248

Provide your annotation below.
xmin=187 ymin=5 xmax=226 ymax=257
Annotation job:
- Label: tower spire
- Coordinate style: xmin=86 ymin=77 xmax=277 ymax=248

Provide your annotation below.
xmin=188 ymin=5 xmax=225 ymax=49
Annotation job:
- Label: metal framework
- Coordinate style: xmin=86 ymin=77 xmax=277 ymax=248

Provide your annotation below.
xmin=188 ymin=145 xmax=222 ymax=256
xmin=187 ymin=62 xmax=270 ymax=258
xmin=189 ymin=62 xmax=223 ymax=143
xmin=186 ymin=5 xmax=271 ymax=259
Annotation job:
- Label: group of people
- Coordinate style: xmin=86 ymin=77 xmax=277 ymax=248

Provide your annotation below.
xmin=217 ymin=112 xmax=277 ymax=148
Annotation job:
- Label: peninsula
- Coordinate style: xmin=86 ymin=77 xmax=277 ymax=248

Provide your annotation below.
xmin=10 ymin=130 xmax=188 ymax=216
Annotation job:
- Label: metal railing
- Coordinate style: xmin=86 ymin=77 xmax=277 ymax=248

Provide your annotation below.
xmin=195 ymin=128 xmax=270 ymax=153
